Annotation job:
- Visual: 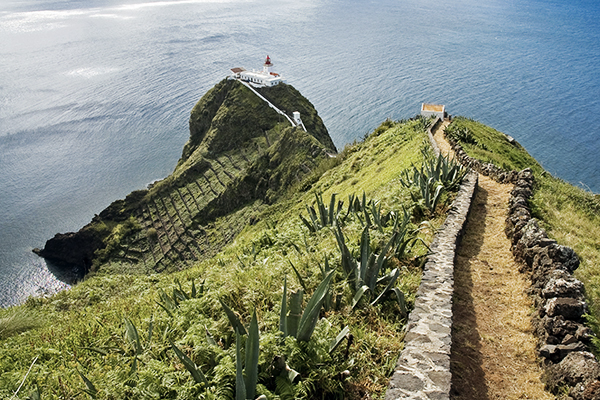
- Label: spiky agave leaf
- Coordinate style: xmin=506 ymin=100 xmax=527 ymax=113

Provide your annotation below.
xmin=287 ymin=290 xmax=303 ymax=338
xmin=370 ymin=268 xmax=400 ymax=307
xmin=333 ymin=224 xmax=357 ymax=287
xmin=124 ymin=318 xmax=142 ymax=356
xmin=297 ymin=269 xmax=335 ymax=342
xmin=170 ymin=340 xmax=208 ymax=385
xmin=279 ymin=276 xmax=288 ymax=337
xmin=220 ymin=299 xmax=247 ymax=336
xmin=76 ymin=368 xmax=97 ymax=399
xmin=390 ymin=287 xmax=408 ymax=318
xmin=329 ymin=326 xmax=351 ymax=354
xmin=351 ymin=285 xmax=370 ymax=310
xmin=288 ymin=260 xmax=308 ymax=292
xmin=245 ymin=310 xmax=259 ymax=399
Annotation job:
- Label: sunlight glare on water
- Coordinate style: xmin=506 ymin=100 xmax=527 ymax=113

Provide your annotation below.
xmin=1 ymin=0 xmax=599 ymax=306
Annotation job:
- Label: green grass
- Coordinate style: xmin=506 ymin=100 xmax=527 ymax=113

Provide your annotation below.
xmin=446 ymin=116 xmax=600 ymax=349
xmin=0 ymin=309 xmax=44 ymax=340
xmin=41 ymin=79 xmax=335 ymax=277
xmin=0 ymin=118 xmax=457 ymax=400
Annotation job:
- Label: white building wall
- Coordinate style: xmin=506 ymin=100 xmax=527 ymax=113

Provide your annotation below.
xmin=239 ymin=71 xmax=281 ymax=87
xmin=420 ymin=104 xmax=445 ymax=120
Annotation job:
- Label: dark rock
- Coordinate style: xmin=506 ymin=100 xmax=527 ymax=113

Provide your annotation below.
xmin=517 ymin=168 xmax=534 ymax=182
xmin=511 ymin=186 xmax=532 ymax=199
xmin=563 ymin=334 xmax=578 ymax=345
xmin=546 ymin=335 xmax=560 ymax=345
xmin=545 ymin=297 xmax=586 ymax=320
xmin=514 ymin=219 xmax=547 ymax=264
xmin=540 ymin=344 xmax=558 ymax=360
xmin=34 ymin=228 xmax=106 ymax=271
xmin=556 ymin=342 xmax=587 ymax=360
xmin=542 ymin=315 xmax=581 ymax=341
xmin=545 ymin=352 xmax=600 ymax=391
xmin=549 ymin=244 xmax=580 ymax=273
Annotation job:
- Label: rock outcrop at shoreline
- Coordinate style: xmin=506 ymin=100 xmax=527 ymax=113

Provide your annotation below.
xmin=33 ymin=230 xmax=102 ymax=272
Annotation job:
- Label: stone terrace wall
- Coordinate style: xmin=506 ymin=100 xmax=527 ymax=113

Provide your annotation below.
xmin=446 ymin=137 xmax=519 ymax=184
xmin=427 ymin=117 xmax=442 ymax=157
xmin=449 ymin=132 xmax=600 ymax=399
xmin=385 ymin=170 xmax=478 ymax=400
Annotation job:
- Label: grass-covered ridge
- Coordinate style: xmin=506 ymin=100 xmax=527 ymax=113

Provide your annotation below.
xmin=2 ymin=116 xmax=468 ymax=399
xmin=35 ymin=79 xmax=334 ymax=277
xmin=446 ymin=116 xmax=600 ymax=349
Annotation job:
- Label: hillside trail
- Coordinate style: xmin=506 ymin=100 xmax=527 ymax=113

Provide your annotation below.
xmin=432 ymin=122 xmax=553 ymax=399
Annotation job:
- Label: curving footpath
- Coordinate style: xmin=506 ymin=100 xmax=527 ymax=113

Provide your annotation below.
xmin=385 ymin=121 xmax=553 ymax=399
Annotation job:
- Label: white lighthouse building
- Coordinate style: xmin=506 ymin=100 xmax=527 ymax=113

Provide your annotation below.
xmin=230 ymin=56 xmax=283 ymax=87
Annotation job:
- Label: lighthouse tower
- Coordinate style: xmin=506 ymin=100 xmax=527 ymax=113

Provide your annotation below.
xmin=263 ymin=55 xmax=273 ymax=74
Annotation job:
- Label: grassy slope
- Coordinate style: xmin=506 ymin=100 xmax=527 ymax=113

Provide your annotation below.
xmin=446 ymin=117 xmax=600 ymax=346
xmin=41 ymin=79 xmax=333 ymax=278
xmin=0 ymin=119 xmax=445 ymax=400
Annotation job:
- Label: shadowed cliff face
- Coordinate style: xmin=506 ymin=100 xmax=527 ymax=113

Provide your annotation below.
xmin=35 ymin=79 xmax=335 ymax=276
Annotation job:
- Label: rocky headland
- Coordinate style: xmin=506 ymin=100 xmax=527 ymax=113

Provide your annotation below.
xmin=34 ymin=78 xmax=336 ymax=276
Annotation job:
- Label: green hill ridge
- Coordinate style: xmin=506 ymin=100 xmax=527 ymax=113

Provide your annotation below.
xmin=35 ymin=79 xmax=336 ymax=277
xmin=3 ymin=81 xmax=599 ymax=399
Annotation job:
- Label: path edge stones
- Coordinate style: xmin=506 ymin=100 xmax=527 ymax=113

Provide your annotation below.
xmin=385 ymin=167 xmax=478 ymax=400
xmin=447 ymin=132 xmax=600 ymax=399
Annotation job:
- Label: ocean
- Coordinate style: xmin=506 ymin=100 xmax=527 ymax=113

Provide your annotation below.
xmin=1 ymin=0 xmax=599 ymax=307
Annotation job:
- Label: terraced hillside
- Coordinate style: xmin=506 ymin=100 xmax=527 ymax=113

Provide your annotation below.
xmin=35 ymin=79 xmax=335 ymax=276
xmin=3 ymin=113 xmax=451 ymax=399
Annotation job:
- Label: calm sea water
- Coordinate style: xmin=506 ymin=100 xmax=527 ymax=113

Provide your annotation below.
xmin=1 ymin=0 xmax=599 ymax=307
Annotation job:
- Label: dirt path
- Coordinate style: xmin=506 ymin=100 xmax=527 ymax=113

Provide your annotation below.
xmin=432 ymin=123 xmax=553 ymax=400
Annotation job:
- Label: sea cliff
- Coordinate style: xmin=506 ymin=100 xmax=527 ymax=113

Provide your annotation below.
xmin=34 ymin=79 xmax=335 ymax=276
xmin=8 ymin=82 xmax=599 ymax=400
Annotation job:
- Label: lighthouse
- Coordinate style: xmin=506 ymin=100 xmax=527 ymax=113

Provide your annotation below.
xmin=230 ymin=56 xmax=283 ymax=87
xmin=263 ymin=55 xmax=273 ymax=74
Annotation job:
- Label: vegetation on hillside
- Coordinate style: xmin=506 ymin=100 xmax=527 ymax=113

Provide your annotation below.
xmin=1 ymin=115 xmax=469 ymax=399
xmin=446 ymin=116 xmax=600 ymax=351
xmin=35 ymin=79 xmax=334 ymax=277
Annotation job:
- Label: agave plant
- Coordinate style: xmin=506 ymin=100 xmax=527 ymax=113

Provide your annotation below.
xmin=400 ymin=151 xmax=467 ymax=195
xmin=421 ymin=150 xmax=468 ymax=191
xmin=333 ymin=224 xmax=407 ymax=316
xmin=279 ymin=270 xmax=335 ymax=342
xmin=341 ymin=192 xmax=396 ymax=231
xmin=170 ymin=340 xmax=208 ymax=386
xmin=413 ymin=176 xmax=444 ymax=214
xmin=388 ymin=208 xmax=429 ymax=260
xmin=444 ymin=124 xmax=488 ymax=149
xmin=299 ymin=193 xmax=344 ymax=232
xmin=121 ymin=317 xmax=155 ymax=376
xmin=156 ymin=278 xmax=205 ymax=317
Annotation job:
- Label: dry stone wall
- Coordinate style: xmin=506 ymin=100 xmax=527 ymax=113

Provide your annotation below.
xmin=450 ymin=133 xmax=600 ymax=400
xmin=385 ymin=170 xmax=478 ymax=400
xmin=446 ymin=137 xmax=519 ymax=184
